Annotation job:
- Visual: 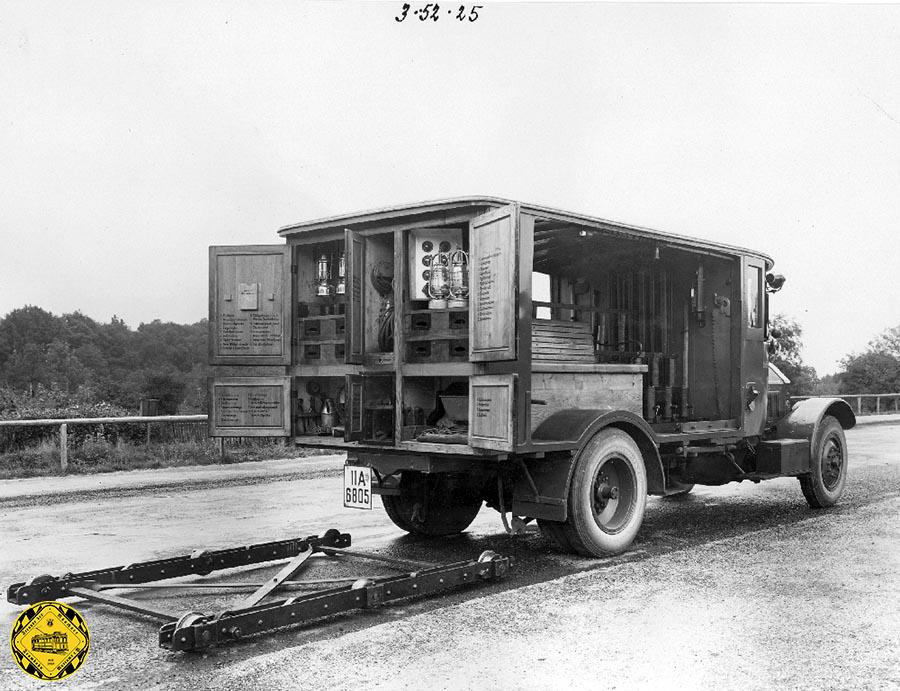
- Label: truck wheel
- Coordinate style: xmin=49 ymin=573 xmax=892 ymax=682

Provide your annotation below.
xmin=381 ymin=472 xmax=482 ymax=537
xmin=799 ymin=415 xmax=847 ymax=508
xmin=562 ymin=428 xmax=648 ymax=556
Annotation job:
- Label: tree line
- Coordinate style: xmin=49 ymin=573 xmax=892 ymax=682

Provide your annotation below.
xmin=0 ymin=306 xmax=207 ymax=416
xmin=769 ymin=315 xmax=900 ymax=397
xmin=0 ymin=305 xmax=897 ymax=418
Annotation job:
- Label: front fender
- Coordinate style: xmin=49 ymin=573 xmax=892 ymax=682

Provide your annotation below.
xmin=776 ymin=397 xmax=856 ymax=440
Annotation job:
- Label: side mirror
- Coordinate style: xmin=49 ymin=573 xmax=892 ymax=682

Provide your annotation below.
xmin=766 ymin=273 xmax=786 ymax=293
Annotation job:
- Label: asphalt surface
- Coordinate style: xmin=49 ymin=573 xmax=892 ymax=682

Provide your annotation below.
xmin=0 ymin=422 xmax=898 ymax=690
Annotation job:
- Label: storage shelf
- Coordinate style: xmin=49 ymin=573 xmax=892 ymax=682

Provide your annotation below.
xmin=298 ymin=314 xmax=345 ymax=322
xmin=406 ymin=306 xmax=469 ymax=315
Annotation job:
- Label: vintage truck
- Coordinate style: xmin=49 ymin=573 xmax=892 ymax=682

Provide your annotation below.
xmin=208 ymin=197 xmax=854 ymax=557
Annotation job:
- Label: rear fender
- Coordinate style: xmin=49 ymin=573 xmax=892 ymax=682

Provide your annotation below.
xmin=513 ymin=409 xmax=665 ymax=521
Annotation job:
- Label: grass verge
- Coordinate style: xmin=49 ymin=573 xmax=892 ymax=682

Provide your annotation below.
xmin=0 ymin=438 xmax=331 ymax=480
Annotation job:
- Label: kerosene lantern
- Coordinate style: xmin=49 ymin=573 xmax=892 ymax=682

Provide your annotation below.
xmin=426 ymin=252 xmax=450 ymax=309
xmin=335 ymin=252 xmax=346 ymax=295
xmin=316 ymin=253 xmax=331 ymax=297
xmin=447 ymin=249 xmax=469 ymax=308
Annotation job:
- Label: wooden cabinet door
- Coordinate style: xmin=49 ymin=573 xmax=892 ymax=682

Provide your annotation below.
xmin=209 ymin=245 xmax=292 ymax=366
xmin=345 ymin=229 xmax=365 ymax=364
xmin=469 ymin=205 xmax=519 ymax=362
xmin=344 ymin=374 xmax=366 ymax=441
xmin=209 ymin=376 xmax=291 ymax=437
xmin=468 ymin=374 xmax=517 ymax=451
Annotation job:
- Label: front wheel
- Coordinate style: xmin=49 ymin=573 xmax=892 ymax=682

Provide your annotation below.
xmin=381 ymin=472 xmax=483 ymax=537
xmin=799 ymin=415 xmax=848 ymax=508
xmin=553 ymin=428 xmax=648 ymax=557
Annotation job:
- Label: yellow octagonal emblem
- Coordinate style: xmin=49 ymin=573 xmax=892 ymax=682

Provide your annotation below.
xmin=10 ymin=601 xmax=90 ymax=681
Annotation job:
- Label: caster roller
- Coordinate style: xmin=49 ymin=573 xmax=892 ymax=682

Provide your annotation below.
xmin=170 ymin=611 xmax=211 ymax=652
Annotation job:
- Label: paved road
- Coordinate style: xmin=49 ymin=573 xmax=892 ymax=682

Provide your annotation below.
xmin=0 ymin=424 xmax=898 ymax=690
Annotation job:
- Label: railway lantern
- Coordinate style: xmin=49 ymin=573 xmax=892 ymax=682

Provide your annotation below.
xmin=447 ymin=249 xmax=469 ymax=308
xmin=316 ymin=253 xmax=331 ymax=296
xmin=426 ymin=252 xmax=450 ymax=309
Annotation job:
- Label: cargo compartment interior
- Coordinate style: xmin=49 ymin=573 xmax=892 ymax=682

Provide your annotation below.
xmin=531 ymin=218 xmax=737 ymax=425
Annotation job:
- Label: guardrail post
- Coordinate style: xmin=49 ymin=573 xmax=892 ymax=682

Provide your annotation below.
xmin=856 ymin=396 xmax=862 ymax=414
xmin=876 ymin=396 xmax=881 ymax=414
xmin=146 ymin=421 xmax=151 ymax=447
xmin=59 ymin=423 xmax=68 ymax=472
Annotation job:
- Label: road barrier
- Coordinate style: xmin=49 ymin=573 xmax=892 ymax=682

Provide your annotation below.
xmin=0 ymin=415 xmax=208 ymax=471
xmin=789 ymin=393 xmax=900 ymax=416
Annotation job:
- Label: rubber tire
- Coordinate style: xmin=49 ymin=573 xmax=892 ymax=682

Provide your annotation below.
xmin=799 ymin=415 xmax=848 ymax=508
xmin=562 ymin=428 xmax=648 ymax=557
xmin=381 ymin=473 xmax=482 ymax=537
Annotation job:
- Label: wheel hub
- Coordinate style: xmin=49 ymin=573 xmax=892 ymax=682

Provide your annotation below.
xmin=594 ymin=479 xmax=619 ymax=509
xmin=591 ymin=457 xmax=636 ymax=534
xmin=821 ymin=437 xmax=844 ymax=491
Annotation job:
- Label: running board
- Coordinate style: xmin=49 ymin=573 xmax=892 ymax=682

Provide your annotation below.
xmin=6 ymin=529 xmax=512 ymax=653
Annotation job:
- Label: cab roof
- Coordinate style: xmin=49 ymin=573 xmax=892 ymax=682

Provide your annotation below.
xmin=278 ymin=196 xmax=774 ymax=269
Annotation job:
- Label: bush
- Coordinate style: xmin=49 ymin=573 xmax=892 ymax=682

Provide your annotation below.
xmin=0 ymin=386 xmax=146 ymax=451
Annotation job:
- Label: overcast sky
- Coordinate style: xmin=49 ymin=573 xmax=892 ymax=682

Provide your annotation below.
xmin=1 ymin=2 xmax=898 ymax=374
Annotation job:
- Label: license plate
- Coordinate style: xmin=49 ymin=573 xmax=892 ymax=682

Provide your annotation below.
xmin=343 ymin=465 xmax=372 ymax=510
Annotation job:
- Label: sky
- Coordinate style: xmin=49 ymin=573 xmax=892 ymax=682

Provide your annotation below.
xmin=1 ymin=1 xmax=898 ymax=375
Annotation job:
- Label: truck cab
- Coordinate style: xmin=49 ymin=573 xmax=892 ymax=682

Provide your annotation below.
xmin=208 ymin=198 xmax=855 ymax=556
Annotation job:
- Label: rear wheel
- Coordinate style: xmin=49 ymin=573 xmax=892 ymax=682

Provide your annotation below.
xmin=551 ymin=428 xmax=648 ymax=557
xmin=799 ymin=415 xmax=847 ymax=508
xmin=381 ymin=472 xmax=483 ymax=537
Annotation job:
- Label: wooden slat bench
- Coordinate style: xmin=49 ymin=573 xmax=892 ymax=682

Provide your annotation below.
xmin=531 ymin=319 xmax=595 ymax=363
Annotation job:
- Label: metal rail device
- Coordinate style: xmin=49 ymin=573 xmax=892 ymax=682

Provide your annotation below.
xmin=7 ymin=530 xmax=511 ymax=652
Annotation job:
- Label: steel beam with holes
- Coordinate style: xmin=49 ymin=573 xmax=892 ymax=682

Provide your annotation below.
xmin=159 ymin=552 xmax=512 ymax=652
xmin=6 ymin=529 xmax=351 ymax=607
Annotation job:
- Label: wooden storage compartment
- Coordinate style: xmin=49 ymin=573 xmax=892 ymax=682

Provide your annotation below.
xmin=299 ymin=316 xmax=345 ymax=342
xmin=295 ymin=239 xmax=347 ymax=365
xmin=401 ymin=377 xmax=468 ymax=443
xmin=345 ymin=374 xmax=395 ymax=444
xmin=403 ymin=308 xmax=469 ymax=364
xmin=293 ymin=376 xmax=345 ymax=436
xmin=361 ymin=233 xmax=395 ymax=363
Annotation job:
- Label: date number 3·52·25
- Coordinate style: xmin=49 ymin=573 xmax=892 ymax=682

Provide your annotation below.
xmin=344 ymin=465 xmax=372 ymax=510
xmin=395 ymin=4 xmax=483 ymax=22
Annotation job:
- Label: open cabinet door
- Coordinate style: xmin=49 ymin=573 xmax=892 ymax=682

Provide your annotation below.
xmin=345 ymin=229 xmax=365 ymax=364
xmin=209 ymin=245 xmax=292 ymax=366
xmin=344 ymin=374 xmax=365 ymax=441
xmin=209 ymin=376 xmax=291 ymax=437
xmin=469 ymin=205 xmax=519 ymax=361
xmin=468 ymin=374 xmax=517 ymax=451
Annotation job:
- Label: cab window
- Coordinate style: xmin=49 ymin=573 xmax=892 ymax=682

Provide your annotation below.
xmin=747 ymin=266 xmax=762 ymax=328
